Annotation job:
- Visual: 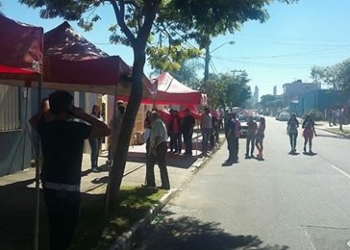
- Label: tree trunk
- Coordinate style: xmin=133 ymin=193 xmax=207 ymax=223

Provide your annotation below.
xmin=106 ymin=50 xmax=145 ymax=213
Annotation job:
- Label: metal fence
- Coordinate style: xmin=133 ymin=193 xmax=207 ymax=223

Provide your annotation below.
xmin=0 ymin=85 xmax=20 ymax=131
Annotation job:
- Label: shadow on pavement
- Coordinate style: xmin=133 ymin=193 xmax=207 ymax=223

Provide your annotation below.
xmin=134 ymin=213 xmax=289 ymax=250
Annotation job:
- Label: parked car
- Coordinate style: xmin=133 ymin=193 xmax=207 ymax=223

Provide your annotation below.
xmin=277 ymin=112 xmax=290 ymax=121
xmin=238 ymin=115 xmax=249 ymax=137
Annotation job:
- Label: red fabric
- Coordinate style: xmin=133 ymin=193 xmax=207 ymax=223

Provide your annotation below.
xmin=0 ymin=15 xmax=43 ymax=77
xmin=142 ymin=72 xmax=205 ymax=105
xmin=43 ymin=22 xmax=156 ymax=97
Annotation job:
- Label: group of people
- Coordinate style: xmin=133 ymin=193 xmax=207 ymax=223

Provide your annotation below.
xmin=287 ymin=113 xmax=317 ymax=154
xmin=225 ymin=113 xmax=266 ymax=164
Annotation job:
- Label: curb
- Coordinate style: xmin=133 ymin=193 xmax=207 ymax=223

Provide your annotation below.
xmin=108 ymin=189 xmax=178 ymax=250
xmin=109 ymin=136 xmax=227 ymax=250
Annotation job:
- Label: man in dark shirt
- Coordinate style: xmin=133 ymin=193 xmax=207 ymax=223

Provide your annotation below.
xmin=29 ymin=90 xmax=111 ymax=250
xmin=181 ymin=109 xmax=195 ymax=155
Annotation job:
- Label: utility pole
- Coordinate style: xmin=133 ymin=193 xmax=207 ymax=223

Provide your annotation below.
xmin=204 ymin=41 xmax=235 ymax=82
xmin=204 ymin=44 xmax=210 ymax=81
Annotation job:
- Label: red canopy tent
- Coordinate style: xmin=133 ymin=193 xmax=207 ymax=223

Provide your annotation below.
xmin=142 ymin=72 xmax=206 ymax=105
xmin=0 ymin=14 xmax=43 ymax=85
xmin=42 ymin=21 xmax=156 ymax=98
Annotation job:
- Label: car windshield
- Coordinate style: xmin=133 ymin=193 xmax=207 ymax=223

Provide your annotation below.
xmin=238 ymin=115 xmax=249 ymax=122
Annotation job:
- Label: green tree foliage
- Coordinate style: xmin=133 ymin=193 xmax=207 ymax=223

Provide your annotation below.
xmin=258 ymin=94 xmax=284 ymax=113
xmin=168 ymin=59 xmax=202 ymax=88
xmin=19 ymin=0 xmax=298 ymax=212
xmin=311 ymin=59 xmax=350 ymax=98
xmin=200 ymin=72 xmax=251 ymax=109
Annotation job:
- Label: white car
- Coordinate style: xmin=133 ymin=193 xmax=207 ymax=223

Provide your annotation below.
xmin=278 ymin=112 xmax=290 ymax=121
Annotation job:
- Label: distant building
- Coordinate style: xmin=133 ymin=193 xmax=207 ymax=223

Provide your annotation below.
xmin=273 ymin=86 xmax=277 ymax=96
xmin=283 ymin=79 xmax=318 ymax=106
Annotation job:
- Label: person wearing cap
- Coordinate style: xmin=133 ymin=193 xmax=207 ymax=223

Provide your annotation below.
xmin=29 ymin=90 xmax=111 ymax=250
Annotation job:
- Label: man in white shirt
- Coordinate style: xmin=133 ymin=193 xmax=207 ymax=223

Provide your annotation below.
xmin=144 ymin=111 xmax=170 ymax=190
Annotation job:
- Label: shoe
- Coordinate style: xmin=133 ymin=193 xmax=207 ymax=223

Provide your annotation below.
xmin=245 ymin=154 xmax=250 ymax=159
xmin=303 ymin=147 xmax=306 ymax=152
xmin=158 ymin=185 xmax=170 ymax=190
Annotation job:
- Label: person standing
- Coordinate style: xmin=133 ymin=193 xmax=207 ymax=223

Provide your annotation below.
xmin=144 ymin=111 xmax=170 ymax=190
xmin=200 ymin=107 xmax=213 ymax=155
xmin=225 ymin=112 xmax=240 ymax=163
xmin=169 ymin=110 xmax=182 ymax=154
xmin=181 ymin=108 xmax=195 ymax=155
xmin=88 ymin=104 xmax=104 ymax=172
xmin=302 ymin=115 xmax=317 ymax=154
xmin=287 ymin=113 xmax=299 ymax=154
xmin=29 ymin=90 xmax=111 ymax=250
xmin=255 ymin=117 xmax=266 ymax=159
xmin=245 ymin=116 xmax=257 ymax=158
xmin=107 ymin=102 xmax=125 ymax=165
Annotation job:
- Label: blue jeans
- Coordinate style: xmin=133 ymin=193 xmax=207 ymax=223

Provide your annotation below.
xmin=201 ymin=128 xmax=212 ymax=153
xmin=89 ymin=138 xmax=102 ymax=169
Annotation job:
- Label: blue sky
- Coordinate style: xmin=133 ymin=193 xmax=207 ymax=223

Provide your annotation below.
xmin=2 ymin=0 xmax=350 ymax=98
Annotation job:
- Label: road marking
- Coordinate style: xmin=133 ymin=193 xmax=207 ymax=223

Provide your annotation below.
xmin=330 ymin=164 xmax=350 ymax=180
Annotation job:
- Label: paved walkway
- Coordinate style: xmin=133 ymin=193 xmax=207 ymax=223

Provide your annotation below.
xmin=0 ymin=133 xmax=225 ymax=250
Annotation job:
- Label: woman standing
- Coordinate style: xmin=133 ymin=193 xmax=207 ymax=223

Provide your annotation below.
xmin=89 ymin=104 xmax=104 ymax=172
xmin=302 ymin=115 xmax=317 ymax=154
xmin=255 ymin=117 xmax=266 ymax=159
xmin=287 ymin=113 xmax=299 ymax=154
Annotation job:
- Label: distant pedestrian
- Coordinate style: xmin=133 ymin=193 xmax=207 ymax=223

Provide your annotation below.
xmin=245 ymin=116 xmax=257 ymax=158
xmin=200 ymin=107 xmax=213 ymax=155
xmin=302 ymin=115 xmax=317 ymax=154
xmin=144 ymin=111 xmax=170 ymax=190
xmin=181 ymin=108 xmax=195 ymax=155
xmin=287 ymin=113 xmax=299 ymax=154
xmin=88 ymin=104 xmax=104 ymax=172
xmin=225 ymin=112 xmax=240 ymax=163
xmin=169 ymin=110 xmax=182 ymax=154
xmin=255 ymin=117 xmax=266 ymax=159
xmin=107 ymin=102 xmax=125 ymax=165
xmin=29 ymin=90 xmax=111 ymax=250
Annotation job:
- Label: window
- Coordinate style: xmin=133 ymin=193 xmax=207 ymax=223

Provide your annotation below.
xmin=0 ymin=85 xmax=20 ymax=132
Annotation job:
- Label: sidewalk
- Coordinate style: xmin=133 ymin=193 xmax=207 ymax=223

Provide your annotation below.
xmin=314 ymin=120 xmax=350 ymax=138
xmin=0 ymin=133 xmax=226 ymax=250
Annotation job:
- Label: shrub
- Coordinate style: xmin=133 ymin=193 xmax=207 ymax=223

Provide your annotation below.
xmin=301 ymin=109 xmax=324 ymax=121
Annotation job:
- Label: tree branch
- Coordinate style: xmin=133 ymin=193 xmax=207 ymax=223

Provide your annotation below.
xmin=109 ymin=0 xmax=136 ymax=46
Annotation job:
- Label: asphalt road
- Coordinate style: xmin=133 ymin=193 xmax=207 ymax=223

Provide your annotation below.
xmin=134 ymin=117 xmax=350 ymax=250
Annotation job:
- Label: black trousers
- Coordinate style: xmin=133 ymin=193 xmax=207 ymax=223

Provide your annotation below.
xmin=246 ymin=134 xmax=256 ymax=156
xmin=183 ymin=131 xmax=193 ymax=154
xmin=43 ymin=189 xmax=81 ymax=250
xmin=227 ymin=137 xmax=239 ymax=161
xmin=145 ymin=141 xmax=170 ymax=188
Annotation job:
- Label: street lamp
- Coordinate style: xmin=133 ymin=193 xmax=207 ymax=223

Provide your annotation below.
xmin=204 ymin=41 xmax=235 ymax=81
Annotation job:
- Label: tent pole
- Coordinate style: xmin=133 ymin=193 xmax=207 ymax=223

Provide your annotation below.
xmin=34 ymin=77 xmax=42 ymax=250
xmin=21 ymin=87 xmax=30 ymax=171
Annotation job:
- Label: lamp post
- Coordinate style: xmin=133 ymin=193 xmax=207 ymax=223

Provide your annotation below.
xmin=204 ymin=41 xmax=235 ymax=81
